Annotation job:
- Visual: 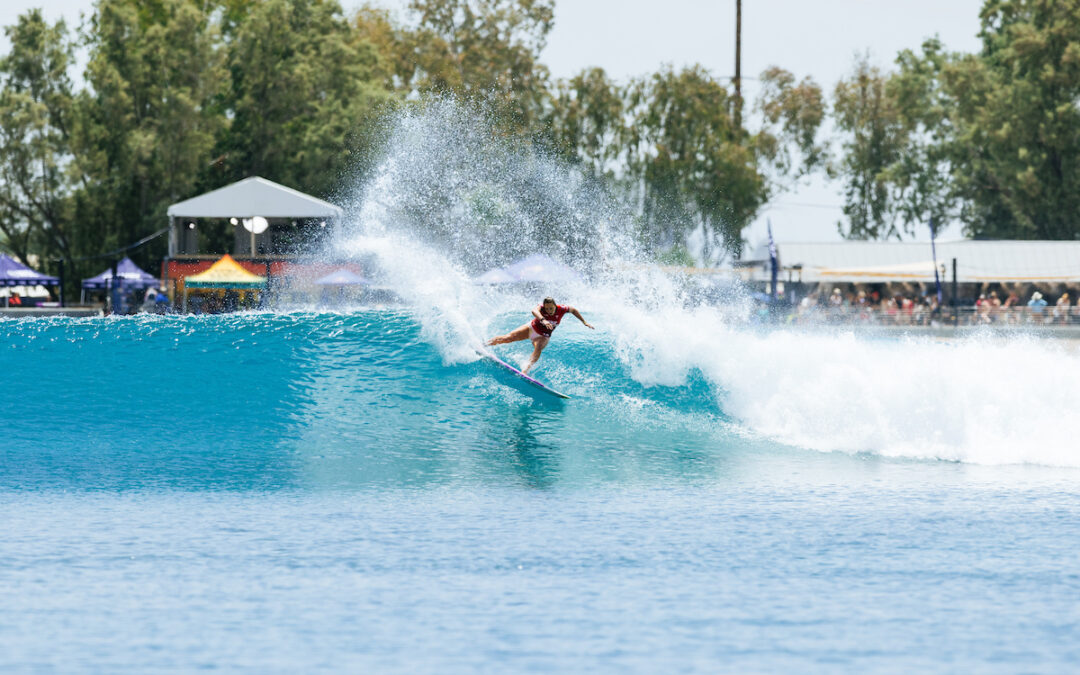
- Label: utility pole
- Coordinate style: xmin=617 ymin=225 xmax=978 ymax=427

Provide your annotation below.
xmin=734 ymin=0 xmax=743 ymax=130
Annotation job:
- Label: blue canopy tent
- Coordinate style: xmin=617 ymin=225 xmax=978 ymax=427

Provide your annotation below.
xmin=82 ymin=257 xmax=159 ymax=290
xmin=0 ymin=253 xmax=59 ymax=307
xmin=315 ymin=268 xmax=369 ymax=307
xmin=81 ymin=256 xmax=160 ymax=309
xmin=476 ymin=253 xmax=583 ymax=284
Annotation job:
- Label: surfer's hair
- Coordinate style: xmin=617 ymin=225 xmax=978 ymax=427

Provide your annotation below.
xmin=542 ymin=296 xmax=556 ymax=305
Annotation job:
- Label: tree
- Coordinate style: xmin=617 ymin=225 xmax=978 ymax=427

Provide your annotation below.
xmin=756 ymin=66 xmax=827 ymax=180
xmin=220 ymin=0 xmax=392 ymax=197
xmin=625 ymin=66 xmax=768 ymax=258
xmin=0 ymin=10 xmax=76 ymax=267
xmin=953 ymin=0 xmax=1080 ymax=238
xmin=882 ymin=38 xmax=960 ymax=235
xmin=544 ymin=67 xmax=624 ymax=177
xmin=832 ymin=1 xmax=1080 ymax=241
xmin=399 ymin=0 xmax=555 ymax=133
xmin=73 ymin=0 xmax=228 ymax=268
xmin=832 ymin=54 xmax=907 ymax=240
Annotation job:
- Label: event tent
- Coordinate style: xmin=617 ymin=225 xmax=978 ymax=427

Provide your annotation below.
xmin=167 ymin=176 xmax=343 ymax=220
xmin=82 ymin=257 xmax=159 ymax=290
xmin=743 ymin=240 xmax=1080 ymax=283
xmin=0 ymin=254 xmax=59 ymax=303
xmin=314 ymin=269 xmax=369 ymax=285
xmin=0 ymin=253 xmax=59 ymax=287
xmin=184 ymin=254 xmax=266 ymax=289
xmin=182 ymin=254 xmax=266 ymax=312
xmin=167 ymin=176 xmax=343 ymax=256
xmin=476 ymin=254 xmax=583 ymax=284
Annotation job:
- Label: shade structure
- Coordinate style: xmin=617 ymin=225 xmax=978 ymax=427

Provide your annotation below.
xmin=816 ymin=260 xmax=944 ymax=282
xmin=167 ymin=176 xmax=342 ymax=219
xmin=184 ymin=254 xmax=266 ymax=289
xmin=743 ymin=240 xmax=1080 ymax=283
xmin=82 ymin=257 xmax=159 ymax=290
xmin=0 ymin=253 xmax=59 ymax=287
xmin=477 ymin=254 xmax=583 ymax=284
xmin=314 ymin=269 xmax=369 ymax=286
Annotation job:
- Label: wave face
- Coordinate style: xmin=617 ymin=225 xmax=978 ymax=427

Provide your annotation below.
xmin=3 ymin=312 xmax=1080 ymax=494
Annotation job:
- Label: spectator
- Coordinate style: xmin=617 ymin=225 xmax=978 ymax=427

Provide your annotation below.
xmin=988 ymin=291 xmax=1002 ymax=322
xmin=1054 ymin=292 xmax=1070 ymax=324
xmin=976 ymin=294 xmax=992 ymax=325
xmin=8 ymin=292 xmax=21 ymax=307
xmin=855 ymin=290 xmax=872 ymax=322
xmin=828 ymin=288 xmax=844 ymax=322
xmin=1003 ymin=292 xmax=1020 ymax=325
xmin=1027 ymin=291 xmax=1047 ymax=323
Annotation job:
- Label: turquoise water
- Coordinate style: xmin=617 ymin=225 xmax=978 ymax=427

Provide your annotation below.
xmin=3 ymin=312 xmax=1080 ymax=672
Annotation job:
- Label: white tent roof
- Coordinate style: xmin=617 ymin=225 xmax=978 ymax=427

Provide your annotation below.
xmin=167 ymin=176 xmax=343 ymax=219
xmin=745 ymin=240 xmax=1080 ymax=283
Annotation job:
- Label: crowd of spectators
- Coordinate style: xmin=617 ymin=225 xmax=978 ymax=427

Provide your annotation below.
xmin=779 ymin=286 xmax=1080 ymax=326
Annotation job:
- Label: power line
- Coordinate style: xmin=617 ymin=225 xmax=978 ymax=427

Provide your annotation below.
xmin=52 ymin=227 xmax=169 ymax=263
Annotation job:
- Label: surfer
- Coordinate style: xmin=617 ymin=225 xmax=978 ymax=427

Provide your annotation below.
xmin=486 ymin=297 xmax=593 ymax=373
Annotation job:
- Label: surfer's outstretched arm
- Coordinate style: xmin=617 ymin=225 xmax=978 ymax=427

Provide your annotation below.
xmin=568 ymin=306 xmax=594 ymax=330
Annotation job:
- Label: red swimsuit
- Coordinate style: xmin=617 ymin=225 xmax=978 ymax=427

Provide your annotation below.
xmin=531 ymin=304 xmax=568 ymax=338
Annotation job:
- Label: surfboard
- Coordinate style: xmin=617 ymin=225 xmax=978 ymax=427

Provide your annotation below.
xmin=474 ymin=348 xmax=571 ymax=400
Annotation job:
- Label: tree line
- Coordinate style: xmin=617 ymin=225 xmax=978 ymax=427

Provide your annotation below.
xmin=0 ymin=0 xmax=1075 ymax=293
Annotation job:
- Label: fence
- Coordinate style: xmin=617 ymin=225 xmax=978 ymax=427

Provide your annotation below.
xmin=778 ymin=304 xmax=1080 ymax=327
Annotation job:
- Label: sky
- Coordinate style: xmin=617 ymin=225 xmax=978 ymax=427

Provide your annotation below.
xmin=2 ymin=0 xmax=988 ymax=249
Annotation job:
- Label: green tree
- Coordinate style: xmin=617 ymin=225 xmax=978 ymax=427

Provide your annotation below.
xmin=882 ymin=38 xmax=960 ymax=234
xmin=220 ymin=0 xmax=392 ymax=196
xmin=625 ymin=66 xmax=767 ymax=258
xmin=0 ymin=10 xmax=76 ymax=267
xmin=73 ymin=0 xmax=228 ymax=267
xmin=832 ymin=54 xmax=907 ymax=239
xmin=833 ymin=1 xmax=1080 ymax=241
xmin=954 ymin=0 xmax=1080 ymax=238
xmin=757 ymin=66 xmax=827 ymax=179
xmin=544 ymin=67 xmax=624 ymax=177
xmin=400 ymin=0 xmax=555 ymax=133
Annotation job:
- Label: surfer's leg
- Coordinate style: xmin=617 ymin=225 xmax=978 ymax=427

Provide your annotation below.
xmin=486 ymin=324 xmax=530 ymax=346
xmin=522 ymin=337 xmax=548 ymax=373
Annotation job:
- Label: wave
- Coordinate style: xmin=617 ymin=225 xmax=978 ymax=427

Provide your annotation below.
xmin=4 ymin=312 xmax=1080 ymax=472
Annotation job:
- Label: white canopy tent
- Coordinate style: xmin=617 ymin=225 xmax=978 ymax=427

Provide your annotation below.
xmin=167 ymin=177 xmax=344 ymax=256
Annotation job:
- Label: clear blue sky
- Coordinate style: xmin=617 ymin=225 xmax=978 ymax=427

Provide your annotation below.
xmin=3 ymin=0 xmax=987 ymax=248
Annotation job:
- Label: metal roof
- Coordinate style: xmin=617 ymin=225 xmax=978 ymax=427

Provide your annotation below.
xmin=167 ymin=176 xmax=343 ymax=219
xmin=745 ymin=240 xmax=1080 ymax=283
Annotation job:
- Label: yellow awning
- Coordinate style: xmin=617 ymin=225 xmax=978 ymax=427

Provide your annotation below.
xmin=185 ymin=254 xmax=266 ymax=288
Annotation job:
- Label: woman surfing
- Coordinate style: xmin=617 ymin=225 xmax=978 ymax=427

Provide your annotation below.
xmin=486 ymin=296 xmax=593 ymax=374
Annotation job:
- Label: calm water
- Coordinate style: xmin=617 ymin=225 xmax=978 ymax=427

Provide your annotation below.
xmin=3 ymin=312 xmax=1079 ymax=673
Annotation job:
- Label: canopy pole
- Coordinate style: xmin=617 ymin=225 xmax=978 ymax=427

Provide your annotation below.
xmin=110 ymin=261 xmax=119 ymax=315
xmin=183 ymin=286 xmax=189 ymax=313
xmin=58 ymin=259 xmax=65 ymax=307
xmin=952 ymin=258 xmax=958 ymax=327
